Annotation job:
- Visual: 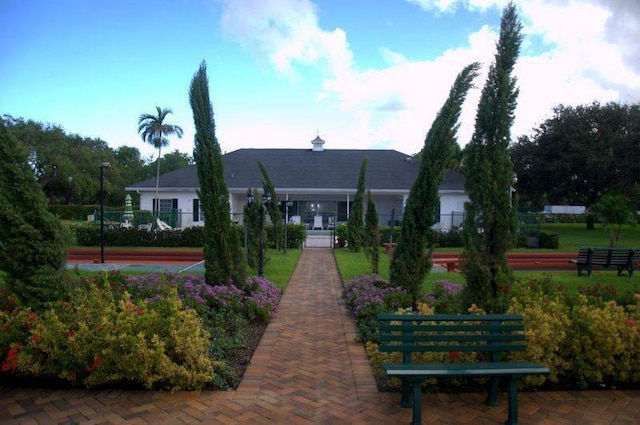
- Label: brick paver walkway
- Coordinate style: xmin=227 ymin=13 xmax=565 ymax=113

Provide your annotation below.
xmin=1 ymin=249 xmax=639 ymax=424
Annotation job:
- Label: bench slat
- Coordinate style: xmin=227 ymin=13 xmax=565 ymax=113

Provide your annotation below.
xmin=383 ymin=361 xmax=549 ymax=377
xmin=379 ymin=333 xmax=526 ymax=343
xmin=379 ymin=323 xmax=524 ymax=332
xmin=379 ymin=344 xmax=526 ymax=353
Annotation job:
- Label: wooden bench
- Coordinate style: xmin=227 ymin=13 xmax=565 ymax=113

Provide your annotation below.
xmin=569 ymin=247 xmax=638 ymax=277
xmin=378 ymin=314 xmax=549 ymax=425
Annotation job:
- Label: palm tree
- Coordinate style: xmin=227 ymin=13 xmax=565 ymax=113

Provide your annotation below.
xmin=137 ymin=106 xmax=183 ymax=216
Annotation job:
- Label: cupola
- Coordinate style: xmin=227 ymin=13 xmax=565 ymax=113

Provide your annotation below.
xmin=311 ymin=134 xmax=325 ymax=152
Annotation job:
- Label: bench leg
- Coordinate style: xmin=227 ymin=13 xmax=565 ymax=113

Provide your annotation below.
xmin=505 ymin=376 xmax=519 ymax=425
xmin=401 ymin=378 xmax=412 ymax=408
xmin=485 ymin=377 xmax=499 ymax=407
xmin=411 ymin=379 xmax=422 ymax=425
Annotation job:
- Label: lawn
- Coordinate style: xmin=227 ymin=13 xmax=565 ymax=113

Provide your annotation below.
xmin=334 ymin=222 xmax=640 ymax=295
xmin=540 ymin=222 xmax=640 ymax=251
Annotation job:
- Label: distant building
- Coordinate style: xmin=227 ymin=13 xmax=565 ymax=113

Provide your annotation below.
xmin=126 ymin=136 xmax=467 ymax=230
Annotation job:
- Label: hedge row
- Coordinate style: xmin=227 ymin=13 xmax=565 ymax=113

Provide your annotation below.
xmin=71 ymin=223 xmax=307 ymax=249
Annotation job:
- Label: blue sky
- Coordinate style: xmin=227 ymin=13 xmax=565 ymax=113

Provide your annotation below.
xmin=2 ymin=0 xmax=639 ymax=159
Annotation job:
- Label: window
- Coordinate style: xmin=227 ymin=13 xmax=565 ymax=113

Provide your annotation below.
xmin=193 ymin=199 xmax=201 ymax=222
xmin=153 ymin=198 xmax=178 ymax=212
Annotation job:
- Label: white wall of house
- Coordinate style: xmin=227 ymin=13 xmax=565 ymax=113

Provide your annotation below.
xmin=439 ymin=192 xmax=468 ymax=231
xmin=136 ymin=189 xmax=468 ymax=230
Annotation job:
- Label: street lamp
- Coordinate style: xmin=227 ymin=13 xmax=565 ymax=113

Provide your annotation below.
xmin=281 ymin=200 xmax=293 ymax=254
xmin=258 ymin=193 xmax=271 ymax=277
xmin=99 ymin=162 xmax=111 ymax=263
xmin=244 ymin=188 xmax=254 ymax=253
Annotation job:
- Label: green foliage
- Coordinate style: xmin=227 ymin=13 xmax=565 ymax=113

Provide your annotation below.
xmin=243 ymin=189 xmax=262 ymax=268
xmin=257 ymin=160 xmax=283 ymax=250
xmin=190 ymin=61 xmax=247 ymax=286
xmin=347 ymin=157 xmax=368 ymax=252
xmin=335 ymin=223 xmax=349 ymax=247
xmin=589 ymin=193 xmax=637 ymax=247
xmin=8 ymin=283 xmax=217 ymax=390
xmin=461 ymin=2 xmax=522 ymax=313
xmin=0 ymin=122 xmax=71 ymax=311
xmin=511 ymin=102 xmax=640 ymax=209
xmin=364 ymin=191 xmax=380 ymax=274
xmin=266 ymin=223 xmax=305 ymax=249
xmin=391 ymin=62 xmax=480 ymax=302
xmin=137 ymin=106 xmax=184 ymax=219
xmin=539 ymin=231 xmax=559 ymax=249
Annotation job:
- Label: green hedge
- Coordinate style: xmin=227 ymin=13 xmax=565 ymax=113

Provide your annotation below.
xmin=72 ymin=223 xmax=306 ymax=249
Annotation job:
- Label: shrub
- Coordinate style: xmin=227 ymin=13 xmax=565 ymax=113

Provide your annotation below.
xmin=539 ymin=232 xmax=559 ymax=249
xmin=566 ymin=296 xmax=631 ymax=388
xmin=124 ymin=272 xmax=281 ymax=324
xmin=507 ymin=277 xmax=571 ymax=387
xmin=343 ymin=275 xmax=411 ymax=343
xmin=420 ymin=280 xmax=464 ymax=313
xmin=10 ymin=283 xmax=217 ymax=390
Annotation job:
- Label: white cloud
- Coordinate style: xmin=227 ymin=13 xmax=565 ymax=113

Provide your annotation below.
xmin=220 ymin=0 xmax=352 ymax=78
xmin=219 ymin=0 xmax=640 ymax=154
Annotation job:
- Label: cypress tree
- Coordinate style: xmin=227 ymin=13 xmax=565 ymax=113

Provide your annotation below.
xmin=0 ymin=122 xmax=70 ymax=310
xmin=461 ymin=2 xmax=523 ymax=313
xmin=364 ymin=190 xmax=380 ymax=274
xmin=243 ymin=188 xmax=261 ymax=268
xmin=257 ymin=160 xmax=282 ymax=249
xmin=189 ymin=61 xmax=246 ymax=286
xmin=390 ymin=62 xmax=480 ymax=303
xmin=347 ymin=157 xmax=368 ymax=252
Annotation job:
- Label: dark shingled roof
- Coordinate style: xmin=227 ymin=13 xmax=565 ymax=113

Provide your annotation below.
xmin=127 ymin=148 xmax=464 ymax=192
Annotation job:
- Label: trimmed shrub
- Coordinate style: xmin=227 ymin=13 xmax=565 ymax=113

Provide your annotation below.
xmin=8 ymin=283 xmax=218 ymax=390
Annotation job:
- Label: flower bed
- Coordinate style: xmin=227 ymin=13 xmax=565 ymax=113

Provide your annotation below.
xmin=0 ymin=272 xmax=282 ymax=390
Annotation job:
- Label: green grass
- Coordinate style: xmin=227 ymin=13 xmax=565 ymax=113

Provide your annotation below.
xmin=255 ymin=249 xmax=303 ymax=290
xmin=540 ymin=223 xmax=640 ymax=251
xmin=334 ymin=246 xmax=640 ymax=296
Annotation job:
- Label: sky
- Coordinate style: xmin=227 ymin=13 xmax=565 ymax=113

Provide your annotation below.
xmin=1 ymin=0 xmax=640 ymax=159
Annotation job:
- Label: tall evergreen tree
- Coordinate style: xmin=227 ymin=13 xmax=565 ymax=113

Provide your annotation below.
xmin=0 ymin=122 xmax=70 ymax=310
xmin=461 ymin=2 xmax=523 ymax=313
xmin=364 ymin=190 xmax=380 ymax=274
xmin=347 ymin=157 xmax=368 ymax=252
xmin=189 ymin=61 xmax=246 ymax=286
xmin=257 ymin=160 xmax=282 ymax=250
xmin=243 ymin=188 xmax=261 ymax=268
xmin=390 ymin=62 xmax=481 ymax=303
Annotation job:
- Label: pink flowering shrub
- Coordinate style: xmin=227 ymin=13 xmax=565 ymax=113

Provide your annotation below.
xmin=124 ymin=272 xmax=281 ymax=323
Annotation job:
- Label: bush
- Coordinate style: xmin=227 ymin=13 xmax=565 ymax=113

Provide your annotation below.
xmin=539 ymin=232 xmax=559 ymax=249
xmin=7 ymin=282 xmax=218 ymax=390
xmin=342 ymin=275 xmax=411 ymax=343
xmin=420 ymin=280 xmax=464 ymax=313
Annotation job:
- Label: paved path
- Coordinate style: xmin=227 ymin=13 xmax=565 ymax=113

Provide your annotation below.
xmin=1 ymin=249 xmax=639 ymax=424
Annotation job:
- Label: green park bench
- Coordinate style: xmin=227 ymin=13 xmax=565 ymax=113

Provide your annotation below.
xmin=378 ymin=313 xmax=549 ymax=425
xmin=569 ymin=247 xmax=639 ymax=277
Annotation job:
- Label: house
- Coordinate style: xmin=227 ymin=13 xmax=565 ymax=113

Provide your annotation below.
xmin=126 ymin=136 xmax=467 ymax=230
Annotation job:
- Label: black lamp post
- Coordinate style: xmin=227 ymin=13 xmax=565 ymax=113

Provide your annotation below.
xmin=99 ymin=162 xmax=110 ymax=263
xmin=245 ymin=188 xmax=254 ymax=253
xmin=258 ymin=193 xmax=271 ymax=277
xmin=282 ymin=200 xmax=293 ymax=254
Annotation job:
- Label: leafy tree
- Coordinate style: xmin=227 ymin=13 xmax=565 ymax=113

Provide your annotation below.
xmin=0 ymin=122 xmax=71 ymax=310
xmin=157 ymin=149 xmax=193 ymax=174
xmin=390 ymin=62 xmax=480 ymax=302
xmin=364 ymin=190 xmax=380 ymax=274
xmin=137 ymin=106 xmax=183 ymax=216
xmin=510 ymin=102 xmax=640 ymax=216
xmin=589 ymin=193 xmax=637 ymax=247
xmin=461 ymin=2 xmax=522 ymax=313
xmin=189 ymin=61 xmax=246 ymax=286
xmin=2 ymin=115 xmax=114 ymax=205
xmin=257 ymin=160 xmax=282 ymax=250
xmin=347 ymin=157 xmax=368 ymax=252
